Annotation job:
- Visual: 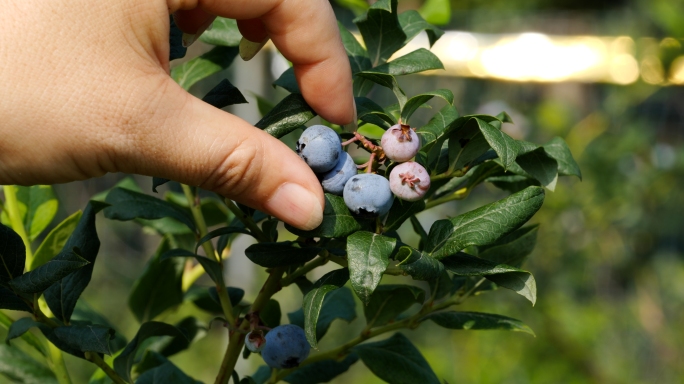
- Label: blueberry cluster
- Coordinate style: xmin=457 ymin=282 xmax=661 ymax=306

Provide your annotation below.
xmin=296 ymin=124 xmax=430 ymax=218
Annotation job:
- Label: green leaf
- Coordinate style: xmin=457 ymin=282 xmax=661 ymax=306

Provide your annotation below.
xmin=255 ymin=93 xmax=315 ymax=138
xmin=0 ymin=223 xmax=26 ymax=286
xmin=417 ymin=0 xmax=451 ymax=26
xmin=357 ymin=124 xmax=386 ymax=140
xmin=260 ymin=299 xmax=281 ymax=328
xmin=136 ymin=361 xmax=202 ymax=384
xmin=161 ymin=248 xmax=223 ymax=286
xmin=52 ymin=324 xmax=116 ymax=355
xmin=31 ymin=211 xmax=82 ymax=270
xmin=186 ymin=285 xmax=244 ymax=314
xmin=290 ymin=286 xmax=355 ymax=348
xmin=297 ymin=268 xmax=350 ymax=348
xmin=364 ymin=285 xmax=425 ymax=327
xmin=355 ymin=71 xmax=407 ymax=109
xmin=199 ymin=17 xmax=242 ymax=47
xmin=1 ymin=185 xmax=59 ymax=242
xmin=373 ymin=48 xmax=444 ymax=76
xmin=396 ymin=246 xmax=444 ymax=281
xmin=196 ymin=226 xmax=253 ymax=254
xmin=5 ymin=318 xmax=86 ymax=358
xmin=353 ymin=333 xmax=440 ymax=384
xmin=113 ymin=321 xmax=187 ymax=383
xmin=347 ymin=231 xmax=396 ymax=304
xmin=104 ymin=187 xmax=196 ymax=232
xmin=399 ymin=10 xmax=445 ymax=46
xmin=474 ymin=118 xmax=519 ymax=170
xmin=153 ymin=316 xmax=206 ymax=358
xmin=401 ymin=89 xmax=453 ymax=124
xmin=0 ymin=344 xmax=58 ymax=384
xmin=417 ymin=104 xmax=459 ymax=147
xmin=202 ymin=78 xmax=247 ymax=109
xmin=354 ymin=0 xmax=406 ymax=66
xmin=10 ymin=249 xmax=89 ymax=294
xmin=441 ymin=253 xmax=537 ymax=305
xmin=543 ymin=137 xmax=582 ymax=180
xmin=424 ymin=311 xmax=535 ymax=336
xmin=129 ymin=239 xmax=184 ymax=323
xmin=384 ymin=200 xmax=425 ymax=233
xmin=286 ymin=194 xmax=369 ymax=238
xmin=478 ymin=225 xmax=539 ymax=268
xmin=152 ymin=177 xmax=170 ymax=193
xmin=487 ymin=174 xmax=541 ymax=194
xmin=355 ymin=97 xmax=395 ymax=128
xmin=284 ymin=353 xmax=359 ymax=384
xmin=44 ymin=201 xmax=109 ymax=323
xmin=171 ymin=46 xmax=239 ymax=90
xmin=72 ymin=300 xmax=127 ymax=353
xmin=339 ymin=22 xmax=371 ymax=75
xmin=426 ymin=186 xmax=545 ymax=260
xmin=244 ymin=242 xmax=320 ymax=268
xmin=273 ymin=67 xmax=300 ymax=94
xmin=5 ymin=317 xmax=41 ymax=345
xmin=513 ymin=147 xmax=559 ymax=191
xmin=0 ymin=286 xmax=31 ymax=312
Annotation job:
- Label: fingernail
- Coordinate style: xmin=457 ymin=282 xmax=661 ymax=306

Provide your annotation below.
xmin=265 ymin=183 xmax=323 ymax=231
xmin=181 ymin=17 xmax=215 ymax=47
xmin=343 ymin=96 xmax=358 ymax=133
xmin=239 ymin=37 xmax=270 ymax=61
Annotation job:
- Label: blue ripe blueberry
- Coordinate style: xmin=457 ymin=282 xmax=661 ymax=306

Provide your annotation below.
xmin=389 ymin=161 xmax=430 ymax=202
xmin=321 ymin=151 xmax=357 ymax=195
xmin=381 ymin=123 xmax=420 ymax=162
xmin=343 ymin=173 xmax=394 ymax=217
xmin=296 ymin=125 xmax=342 ymax=173
xmin=261 ymin=324 xmax=310 ymax=369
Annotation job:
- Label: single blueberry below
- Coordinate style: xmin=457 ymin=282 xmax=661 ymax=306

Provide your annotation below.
xmin=381 ymin=123 xmax=420 ymax=162
xmin=343 ymin=173 xmax=394 ymax=217
xmin=389 ymin=162 xmax=431 ymax=202
xmin=296 ymin=125 xmax=342 ymax=173
xmin=321 ymin=151 xmax=357 ymax=195
xmin=260 ymin=324 xmax=310 ymax=369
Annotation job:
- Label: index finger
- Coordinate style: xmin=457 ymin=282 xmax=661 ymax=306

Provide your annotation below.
xmin=174 ymin=0 xmax=354 ymax=126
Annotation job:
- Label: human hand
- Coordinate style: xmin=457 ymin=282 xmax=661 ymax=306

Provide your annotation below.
xmin=0 ymin=0 xmax=354 ymax=230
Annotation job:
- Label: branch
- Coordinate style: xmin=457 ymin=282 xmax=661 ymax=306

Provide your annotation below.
xmin=85 ymin=352 xmax=127 ymax=384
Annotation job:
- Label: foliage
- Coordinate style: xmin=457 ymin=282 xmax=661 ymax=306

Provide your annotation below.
xmin=0 ymin=1 xmax=581 ymax=383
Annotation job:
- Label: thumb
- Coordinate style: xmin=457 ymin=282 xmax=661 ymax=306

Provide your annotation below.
xmin=116 ymin=79 xmax=324 ymax=230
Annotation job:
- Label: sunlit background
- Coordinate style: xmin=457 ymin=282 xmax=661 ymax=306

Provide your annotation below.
xmin=3 ymin=0 xmax=684 ymax=383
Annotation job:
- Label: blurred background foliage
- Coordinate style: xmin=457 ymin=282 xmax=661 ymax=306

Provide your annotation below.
xmin=2 ymin=0 xmax=684 ymax=383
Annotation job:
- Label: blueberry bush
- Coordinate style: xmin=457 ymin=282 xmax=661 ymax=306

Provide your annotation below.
xmin=0 ymin=1 xmax=581 ymax=383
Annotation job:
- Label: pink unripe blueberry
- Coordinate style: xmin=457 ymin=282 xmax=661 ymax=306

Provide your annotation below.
xmin=381 ymin=123 xmax=420 ymax=162
xmin=389 ymin=162 xmax=430 ymax=202
xmin=245 ymin=330 xmax=266 ymax=353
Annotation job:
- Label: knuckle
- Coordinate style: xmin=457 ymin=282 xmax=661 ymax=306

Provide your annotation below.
xmin=203 ymin=137 xmax=265 ymax=197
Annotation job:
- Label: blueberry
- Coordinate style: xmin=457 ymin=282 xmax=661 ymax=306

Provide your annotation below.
xmin=260 ymin=324 xmax=310 ymax=369
xmin=381 ymin=123 xmax=420 ymax=162
xmin=343 ymin=173 xmax=394 ymax=217
xmin=389 ymin=162 xmax=430 ymax=202
xmin=296 ymin=125 xmax=342 ymax=173
xmin=321 ymin=151 xmax=357 ymax=195
xmin=244 ymin=330 xmax=266 ymax=353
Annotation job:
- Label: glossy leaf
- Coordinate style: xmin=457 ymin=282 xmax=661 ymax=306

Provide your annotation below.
xmin=10 ymin=249 xmax=89 ymax=294
xmin=113 ymin=321 xmax=187 ymax=383
xmin=399 ymin=10 xmax=445 ymax=46
xmin=417 ymin=104 xmax=459 ymax=148
xmin=6 ymin=318 xmax=84 ymax=358
xmin=286 ymin=194 xmax=369 ymax=238
xmin=478 ymin=225 xmax=539 ymax=268
xmin=355 ymin=97 xmax=395 ymax=128
xmin=196 ymin=226 xmax=253 ymax=254
xmin=297 ymin=268 xmax=349 ymax=348
xmin=284 ymin=353 xmax=359 ymax=384
xmin=244 ymin=242 xmax=320 ymax=268
xmin=129 ymin=240 xmax=184 ymax=323
xmin=45 ymin=201 xmax=108 ymax=323
xmin=273 ymin=67 xmax=300 ymax=94
xmin=0 ymin=224 xmax=26 ymax=286
xmin=401 ymin=89 xmax=454 ymax=123
xmin=71 ymin=300 xmax=128 ymax=353
xmin=199 ymin=17 xmax=242 ymax=46
xmin=441 ymin=253 xmax=537 ymax=305
xmin=104 ymin=188 xmax=196 ymax=232
xmin=384 ymin=199 xmax=425 ymax=233
xmin=445 ymin=121 xmax=490 ymax=174
xmin=0 ymin=286 xmax=31 ymax=312
xmin=373 ymin=48 xmax=444 ymax=76
xmin=364 ymin=285 xmax=425 ymax=327
xmin=353 ymin=333 xmax=440 ymax=384
xmin=171 ymin=46 xmax=239 ymax=90
xmin=255 ymin=93 xmax=315 ymax=138
xmin=355 ymin=71 xmax=407 ymax=108
xmin=512 ymin=147 xmax=559 ymax=191
xmin=426 ymin=186 xmax=545 ymax=260
xmin=31 ymin=211 xmax=82 ymax=270
xmin=347 ymin=231 xmax=396 ymax=304
xmin=474 ymin=118 xmax=519 ymax=170
xmin=290 ymin=286 xmax=355 ymax=348
xmin=52 ymin=324 xmax=116 ymax=355
xmin=202 ymin=78 xmax=247 ymax=109
xmin=354 ymin=0 xmax=406 ymax=66
xmin=424 ymin=311 xmax=535 ymax=336
xmin=5 ymin=317 xmax=42 ymax=345
xmin=543 ymin=136 xmax=582 ymax=179
xmin=0 ymin=344 xmax=57 ymax=384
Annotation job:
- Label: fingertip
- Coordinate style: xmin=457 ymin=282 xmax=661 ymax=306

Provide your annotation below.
xmin=173 ymin=8 xmax=215 ymax=34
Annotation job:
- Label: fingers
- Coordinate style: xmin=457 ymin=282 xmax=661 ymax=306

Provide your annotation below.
xmin=114 ymin=77 xmax=325 ymax=230
xmin=176 ymin=0 xmax=354 ymax=125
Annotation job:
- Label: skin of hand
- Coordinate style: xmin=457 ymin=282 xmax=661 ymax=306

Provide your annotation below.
xmin=0 ymin=0 xmax=354 ymax=230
